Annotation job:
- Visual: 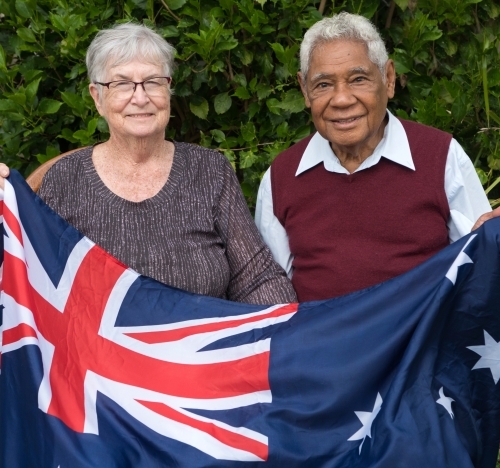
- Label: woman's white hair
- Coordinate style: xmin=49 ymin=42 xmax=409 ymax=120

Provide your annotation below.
xmin=86 ymin=23 xmax=176 ymax=84
xmin=300 ymin=12 xmax=388 ymax=79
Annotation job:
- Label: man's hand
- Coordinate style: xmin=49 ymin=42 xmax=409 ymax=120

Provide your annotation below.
xmin=471 ymin=206 xmax=500 ymax=231
xmin=0 ymin=163 xmax=10 ymax=190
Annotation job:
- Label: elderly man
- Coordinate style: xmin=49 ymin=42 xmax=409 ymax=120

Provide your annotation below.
xmin=255 ymin=12 xmax=498 ymax=302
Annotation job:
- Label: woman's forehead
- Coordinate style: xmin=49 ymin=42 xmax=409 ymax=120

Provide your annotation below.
xmin=105 ymin=59 xmax=164 ymax=79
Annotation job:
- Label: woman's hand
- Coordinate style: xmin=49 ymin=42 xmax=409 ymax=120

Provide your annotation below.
xmin=471 ymin=206 xmax=500 ymax=231
xmin=0 ymin=163 xmax=10 ymax=190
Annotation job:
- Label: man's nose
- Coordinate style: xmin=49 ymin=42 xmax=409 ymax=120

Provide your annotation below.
xmin=329 ymin=82 xmax=357 ymax=107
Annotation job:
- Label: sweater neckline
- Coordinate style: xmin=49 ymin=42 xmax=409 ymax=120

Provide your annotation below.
xmin=82 ymin=141 xmax=184 ymax=210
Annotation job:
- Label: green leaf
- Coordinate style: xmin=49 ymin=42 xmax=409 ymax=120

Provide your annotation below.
xmin=15 ymin=0 xmax=34 ymax=18
xmin=276 ymin=121 xmax=289 ymax=138
xmin=239 ymin=150 xmax=257 ymax=169
xmin=101 ymin=6 xmax=115 ymax=20
xmin=38 ymin=99 xmax=63 ymax=114
xmin=190 ymin=97 xmax=209 ymax=120
xmin=97 ymin=117 xmax=109 ymax=133
xmin=61 ymin=91 xmax=86 ymax=115
xmin=215 ymin=39 xmax=238 ymax=53
xmin=25 ymin=77 xmax=41 ymax=103
xmin=211 ymin=129 xmax=226 ymax=143
xmin=87 ymin=118 xmax=98 ymax=134
xmin=276 ymin=89 xmax=305 ymax=114
xmin=50 ymin=13 xmax=67 ymax=31
xmin=165 ymin=0 xmax=187 ymax=10
xmin=0 ymin=44 xmax=6 ymax=69
xmin=4 ymin=112 xmax=25 ymax=122
xmin=475 ymin=168 xmax=488 ymax=185
xmin=241 ymin=122 xmax=256 ymax=142
xmin=161 ymin=26 xmax=180 ymax=38
xmin=214 ymin=92 xmax=232 ymax=114
xmin=17 ymin=28 xmax=37 ymax=43
xmin=9 ymin=94 xmax=27 ymax=106
xmin=233 ymin=87 xmax=251 ymax=99
xmin=73 ymin=129 xmax=91 ymax=143
xmin=394 ymin=0 xmax=408 ymax=10
xmin=0 ymin=99 xmax=20 ymax=111
xmin=256 ymin=84 xmax=272 ymax=100
xmin=23 ymin=69 xmax=44 ymax=83
xmin=266 ymin=98 xmax=281 ymax=115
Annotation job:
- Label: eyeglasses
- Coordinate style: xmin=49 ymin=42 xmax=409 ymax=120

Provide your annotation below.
xmin=94 ymin=77 xmax=172 ymax=99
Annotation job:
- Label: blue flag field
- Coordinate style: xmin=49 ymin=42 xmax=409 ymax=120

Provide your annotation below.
xmin=1 ymin=170 xmax=500 ymax=467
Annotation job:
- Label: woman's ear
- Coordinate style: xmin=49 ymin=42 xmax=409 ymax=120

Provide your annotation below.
xmin=89 ymin=83 xmax=105 ymax=116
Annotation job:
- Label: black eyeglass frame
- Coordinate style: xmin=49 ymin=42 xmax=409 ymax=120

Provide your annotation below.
xmin=94 ymin=76 xmax=172 ymax=92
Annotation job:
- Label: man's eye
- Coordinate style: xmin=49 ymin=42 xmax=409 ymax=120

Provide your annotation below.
xmin=352 ymin=76 xmax=367 ymax=83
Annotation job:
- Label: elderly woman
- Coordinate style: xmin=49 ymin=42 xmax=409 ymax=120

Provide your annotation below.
xmin=0 ymin=23 xmax=296 ymax=304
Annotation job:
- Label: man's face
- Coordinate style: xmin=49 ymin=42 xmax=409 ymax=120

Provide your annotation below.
xmin=299 ymin=40 xmax=395 ymax=159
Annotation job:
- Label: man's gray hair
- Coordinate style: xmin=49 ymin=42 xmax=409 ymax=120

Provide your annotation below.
xmin=300 ymin=12 xmax=388 ymax=79
xmin=86 ymin=23 xmax=176 ymax=84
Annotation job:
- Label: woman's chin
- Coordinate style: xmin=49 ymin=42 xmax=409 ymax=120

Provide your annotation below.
xmin=113 ymin=125 xmax=163 ymax=140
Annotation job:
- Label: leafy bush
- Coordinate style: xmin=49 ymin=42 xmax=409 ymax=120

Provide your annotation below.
xmin=0 ymin=0 xmax=499 ymax=207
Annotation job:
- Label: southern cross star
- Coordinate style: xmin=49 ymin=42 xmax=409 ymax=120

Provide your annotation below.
xmin=445 ymin=235 xmax=476 ymax=285
xmin=436 ymin=387 xmax=454 ymax=419
xmin=468 ymin=330 xmax=500 ymax=384
xmin=347 ymin=393 xmax=383 ymax=454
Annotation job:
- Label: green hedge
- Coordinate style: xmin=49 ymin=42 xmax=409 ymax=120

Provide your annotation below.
xmin=0 ymin=0 xmax=499 ymax=208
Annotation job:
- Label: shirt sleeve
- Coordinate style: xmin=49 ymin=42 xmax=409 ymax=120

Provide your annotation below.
xmin=214 ymin=159 xmax=297 ymax=304
xmin=445 ymin=139 xmax=492 ymax=242
xmin=255 ymin=168 xmax=294 ymax=278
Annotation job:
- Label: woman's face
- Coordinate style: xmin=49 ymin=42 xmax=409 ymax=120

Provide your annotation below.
xmin=89 ymin=59 xmax=171 ymax=141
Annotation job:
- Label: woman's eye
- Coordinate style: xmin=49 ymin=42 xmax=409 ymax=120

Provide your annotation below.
xmin=114 ymin=81 xmax=132 ymax=88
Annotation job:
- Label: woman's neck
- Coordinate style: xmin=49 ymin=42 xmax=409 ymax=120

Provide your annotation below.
xmin=103 ymin=133 xmax=168 ymax=167
xmin=92 ymin=135 xmax=175 ymax=202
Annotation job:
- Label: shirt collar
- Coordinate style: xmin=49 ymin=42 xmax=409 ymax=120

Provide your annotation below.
xmin=295 ymin=110 xmax=415 ymax=176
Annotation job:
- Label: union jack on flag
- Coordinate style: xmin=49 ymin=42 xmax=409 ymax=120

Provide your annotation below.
xmin=1 ymin=171 xmax=500 ymax=468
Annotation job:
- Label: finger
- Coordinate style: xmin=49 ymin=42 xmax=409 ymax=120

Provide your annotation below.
xmin=0 ymin=163 xmax=10 ymax=177
xmin=471 ymin=217 xmax=486 ymax=231
xmin=471 ymin=207 xmax=500 ymax=231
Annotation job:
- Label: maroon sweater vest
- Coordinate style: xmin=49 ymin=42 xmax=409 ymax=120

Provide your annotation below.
xmin=271 ymin=119 xmax=451 ymax=301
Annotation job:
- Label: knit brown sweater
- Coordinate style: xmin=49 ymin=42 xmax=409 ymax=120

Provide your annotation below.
xmin=38 ymin=143 xmax=296 ymax=304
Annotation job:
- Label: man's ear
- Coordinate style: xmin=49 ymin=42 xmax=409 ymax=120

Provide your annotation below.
xmin=384 ymin=59 xmax=396 ymax=100
xmin=298 ymin=72 xmax=311 ymax=108
xmin=89 ymin=83 xmax=105 ymax=116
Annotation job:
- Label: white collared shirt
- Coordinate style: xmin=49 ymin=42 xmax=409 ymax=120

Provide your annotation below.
xmin=255 ymin=111 xmax=492 ymax=277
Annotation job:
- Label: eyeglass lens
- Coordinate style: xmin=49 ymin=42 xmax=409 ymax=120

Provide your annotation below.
xmin=109 ymin=78 xmax=170 ymax=98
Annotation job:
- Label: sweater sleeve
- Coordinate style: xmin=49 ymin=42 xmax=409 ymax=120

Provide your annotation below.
xmin=214 ymin=158 xmax=297 ymax=304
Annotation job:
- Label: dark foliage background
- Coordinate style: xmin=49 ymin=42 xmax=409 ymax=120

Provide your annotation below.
xmin=0 ymin=0 xmax=499 ymax=208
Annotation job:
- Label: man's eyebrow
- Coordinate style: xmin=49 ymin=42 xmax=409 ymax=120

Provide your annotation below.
xmin=309 ymin=73 xmax=334 ymax=83
xmin=349 ymin=67 xmax=371 ymax=75
xmin=309 ymin=67 xmax=372 ymax=83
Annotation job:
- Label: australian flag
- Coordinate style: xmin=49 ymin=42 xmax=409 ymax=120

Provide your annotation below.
xmin=1 ymin=170 xmax=500 ymax=468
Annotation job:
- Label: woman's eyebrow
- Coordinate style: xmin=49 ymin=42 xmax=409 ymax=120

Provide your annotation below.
xmin=110 ymin=73 xmax=161 ymax=80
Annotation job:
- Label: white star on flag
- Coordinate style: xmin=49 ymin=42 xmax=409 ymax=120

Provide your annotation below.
xmin=348 ymin=392 xmax=383 ymax=454
xmin=445 ymin=235 xmax=476 ymax=285
xmin=436 ymin=387 xmax=454 ymax=419
xmin=468 ymin=330 xmax=500 ymax=384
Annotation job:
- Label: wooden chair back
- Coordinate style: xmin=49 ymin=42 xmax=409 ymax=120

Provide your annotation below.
xmin=26 ymin=148 xmax=87 ymax=192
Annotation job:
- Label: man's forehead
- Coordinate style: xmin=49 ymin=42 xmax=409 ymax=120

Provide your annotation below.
xmin=308 ymin=40 xmax=376 ymax=71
